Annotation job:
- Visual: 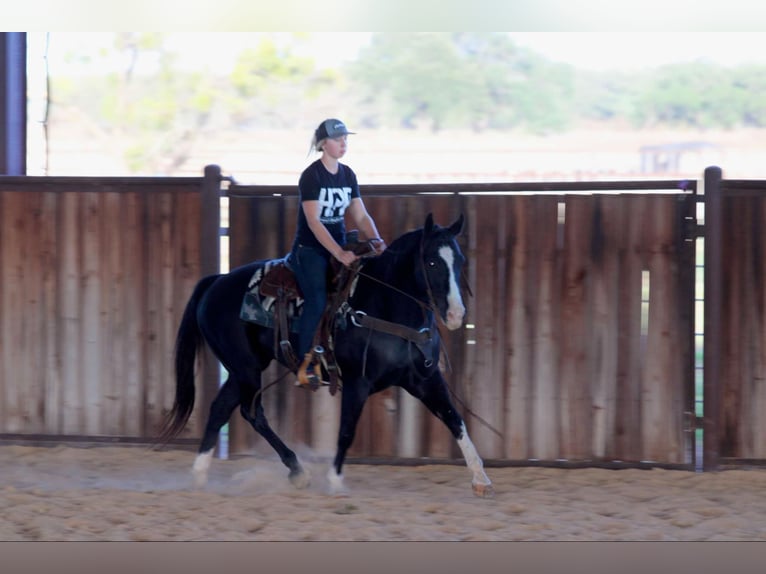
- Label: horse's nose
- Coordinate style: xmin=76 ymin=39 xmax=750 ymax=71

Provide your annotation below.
xmin=446 ymin=305 xmax=465 ymax=330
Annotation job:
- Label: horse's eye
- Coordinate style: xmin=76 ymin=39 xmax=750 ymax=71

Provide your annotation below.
xmin=428 ymin=260 xmax=436 ymax=267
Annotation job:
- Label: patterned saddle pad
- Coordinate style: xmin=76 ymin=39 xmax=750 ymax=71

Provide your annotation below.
xmin=239 ymin=259 xmax=304 ymax=332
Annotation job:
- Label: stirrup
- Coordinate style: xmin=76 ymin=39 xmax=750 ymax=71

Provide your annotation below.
xmin=296 ymin=352 xmax=328 ymax=391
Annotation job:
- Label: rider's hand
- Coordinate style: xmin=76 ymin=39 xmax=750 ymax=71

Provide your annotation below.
xmin=370 ymin=238 xmax=387 ymax=255
xmin=335 ymin=249 xmax=358 ymax=268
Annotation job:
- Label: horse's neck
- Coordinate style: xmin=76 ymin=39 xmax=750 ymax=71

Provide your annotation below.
xmin=352 ymin=248 xmax=429 ymax=324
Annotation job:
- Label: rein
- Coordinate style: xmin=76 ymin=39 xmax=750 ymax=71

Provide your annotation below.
xmin=350 ymin=232 xmax=469 ymax=367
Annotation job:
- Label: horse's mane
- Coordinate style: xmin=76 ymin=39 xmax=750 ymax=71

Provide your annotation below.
xmin=358 ymin=226 xmax=424 ymax=281
xmin=373 ymin=221 xmax=455 ymax=264
xmin=378 ymin=227 xmax=422 ymax=260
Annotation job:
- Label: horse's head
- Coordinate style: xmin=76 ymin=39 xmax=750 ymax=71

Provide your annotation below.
xmin=420 ymin=213 xmax=467 ymax=330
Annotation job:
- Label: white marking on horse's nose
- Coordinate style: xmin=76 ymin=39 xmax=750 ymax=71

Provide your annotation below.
xmin=447 ymin=306 xmax=465 ymax=328
xmin=438 ymin=245 xmax=465 ymax=330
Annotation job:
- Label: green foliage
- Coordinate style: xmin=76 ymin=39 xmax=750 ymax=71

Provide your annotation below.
xmin=48 ymin=32 xmax=766 ymax=174
xmin=349 ymin=33 xmax=766 ymax=134
xmin=629 ymin=62 xmax=766 ymax=129
xmin=348 ymin=33 xmax=577 ymax=133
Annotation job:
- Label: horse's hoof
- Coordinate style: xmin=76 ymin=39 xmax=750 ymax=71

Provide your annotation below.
xmin=326 ymin=469 xmax=349 ymax=496
xmin=289 ymin=468 xmax=311 ymax=489
xmin=192 ymin=471 xmax=208 ymax=490
xmin=472 ymin=482 xmax=495 ymax=498
xmin=327 ymin=483 xmax=350 ymax=497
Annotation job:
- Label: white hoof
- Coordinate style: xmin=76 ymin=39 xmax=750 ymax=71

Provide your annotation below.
xmin=191 ymin=450 xmax=214 ymax=489
xmin=326 ymin=468 xmax=349 ymax=496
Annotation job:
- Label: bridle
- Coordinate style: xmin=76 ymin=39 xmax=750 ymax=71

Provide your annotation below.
xmin=355 ymin=230 xmax=469 ymax=328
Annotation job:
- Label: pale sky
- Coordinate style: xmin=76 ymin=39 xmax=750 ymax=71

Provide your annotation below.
xmin=510 ymin=32 xmax=766 ymax=70
xmin=36 ymin=32 xmax=766 ymax=76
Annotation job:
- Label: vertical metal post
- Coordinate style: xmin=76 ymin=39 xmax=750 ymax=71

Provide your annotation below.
xmin=199 ymin=164 xmax=223 ymax=449
xmin=0 ymin=32 xmax=27 ymax=175
xmin=703 ymin=165 xmax=723 ymax=471
xmin=201 ymin=164 xmax=222 ymax=276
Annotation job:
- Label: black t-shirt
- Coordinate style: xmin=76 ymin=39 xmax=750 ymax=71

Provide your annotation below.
xmin=292 ymin=159 xmax=361 ymax=254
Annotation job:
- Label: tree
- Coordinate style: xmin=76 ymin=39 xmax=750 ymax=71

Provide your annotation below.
xmin=50 ymin=33 xmax=337 ymax=174
xmin=348 ymin=32 xmax=576 ymax=133
xmin=51 ymin=33 xmax=219 ymax=174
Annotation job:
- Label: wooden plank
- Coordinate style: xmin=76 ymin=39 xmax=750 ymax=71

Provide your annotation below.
xmin=590 ymin=196 xmax=622 ymax=460
xmin=309 ymin=388 xmax=340 ymax=457
xmin=157 ymin=191 xmax=176 ymax=436
xmin=142 ymin=192 xmax=164 ymax=436
xmin=642 ymin=196 xmax=685 ymax=463
xmin=397 ymin=387 xmax=422 ymax=457
xmin=529 ymin=196 xmax=560 ymax=460
xmin=81 ymin=191 xmax=103 ymax=435
xmin=754 ymin=199 xmax=766 ymax=458
xmin=59 ymin=192 xmax=83 ymax=434
xmin=737 ymin=198 xmax=757 ymax=459
xmin=100 ymin=192 xmax=123 ymax=434
xmin=728 ymin=196 xmax=760 ymax=459
xmin=15 ymin=191 xmax=35 ymax=432
xmin=123 ymin=192 xmax=145 ymax=437
xmin=1 ymin=193 xmax=25 ymax=432
xmin=225 ymin=194 xmax=252 ymax=453
xmin=614 ymin=195 xmax=646 ymax=462
xmin=558 ymin=196 xmax=594 ymax=460
xmin=469 ymin=196 xmax=505 ymax=458
xmin=24 ymin=192 xmax=46 ymax=433
xmin=178 ymin=189 xmax=203 ymax=438
xmin=368 ymin=389 xmax=396 ymax=457
xmin=505 ymin=196 xmax=532 ymax=459
xmin=460 ymin=195 xmax=479 ymax=456
xmin=41 ymin=192 xmax=62 ymax=434
xmin=0 ymin=192 xmax=5 ymax=430
xmin=119 ymin=192 xmax=139 ymax=434
xmin=719 ymin=195 xmax=744 ymax=458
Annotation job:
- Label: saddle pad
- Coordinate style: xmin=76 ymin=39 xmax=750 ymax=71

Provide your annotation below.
xmin=240 ymin=259 xmax=303 ymax=331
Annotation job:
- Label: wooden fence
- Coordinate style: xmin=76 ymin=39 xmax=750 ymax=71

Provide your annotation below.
xmin=0 ymin=165 xmax=763 ymax=471
xmin=226 ymin=179 xmax=697 ymax=467
xmin=0 ymin=171 xmax=220 ymax=443
xmin=703 ymin=167 xmax=766 ymax=469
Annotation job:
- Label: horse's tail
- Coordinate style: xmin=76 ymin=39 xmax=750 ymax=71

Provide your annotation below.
xmin=158 ymin=274 xmax=220 ymax=443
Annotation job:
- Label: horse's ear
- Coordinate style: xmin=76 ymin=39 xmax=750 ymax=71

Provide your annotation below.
xmin=424 ymin=213 xmax=435 ymax=235
xmin=448 ymin=213 xmax=465 ymax=236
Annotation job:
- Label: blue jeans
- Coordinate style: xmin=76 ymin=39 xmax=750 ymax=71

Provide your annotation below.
xmin=288 ymin=244 xmax=330 ymax=358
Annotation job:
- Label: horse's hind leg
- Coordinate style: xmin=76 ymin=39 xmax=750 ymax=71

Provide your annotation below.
xmin=327 ymin=380 xmax=370 ymax=495
xmin=239 ymin=389 xmax=310 ymax=489
xmin=192 ymin=378 xmax=241 ymax=489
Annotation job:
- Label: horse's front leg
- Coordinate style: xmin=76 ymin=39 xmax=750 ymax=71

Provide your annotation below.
xmin=414 ymin=373 xmax=494 ymax=498
xmin=455 ymin=421 xmax=494 ymax=498
xmin=328 ymin=379 xmax=370 ymax=495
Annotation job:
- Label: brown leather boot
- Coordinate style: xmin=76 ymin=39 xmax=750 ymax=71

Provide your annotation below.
xmin=296 ymin=352 xmax=325 ymax=390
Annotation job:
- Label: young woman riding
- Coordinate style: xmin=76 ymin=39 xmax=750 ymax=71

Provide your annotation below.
xmin=286 ymin=118 xmax=386 ymax=387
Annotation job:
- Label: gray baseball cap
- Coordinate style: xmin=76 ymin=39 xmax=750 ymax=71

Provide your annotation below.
xmin=315 ymin=118 xmax=355 ymax=141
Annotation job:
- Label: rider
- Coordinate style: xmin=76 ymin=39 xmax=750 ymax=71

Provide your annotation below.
xmin=287 ymin=118 xmax=386 ymax=387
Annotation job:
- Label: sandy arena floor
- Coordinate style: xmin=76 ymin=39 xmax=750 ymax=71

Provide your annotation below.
xmin=1 ymin=444 xmax=764 ymax=541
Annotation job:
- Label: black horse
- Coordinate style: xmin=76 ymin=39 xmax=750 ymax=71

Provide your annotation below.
xmin=161 ymin=213 xmax=494 ymax=498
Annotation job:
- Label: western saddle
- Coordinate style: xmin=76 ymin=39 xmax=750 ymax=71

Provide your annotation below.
xmin=257 ymin=233 xmax=379 ymax=394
